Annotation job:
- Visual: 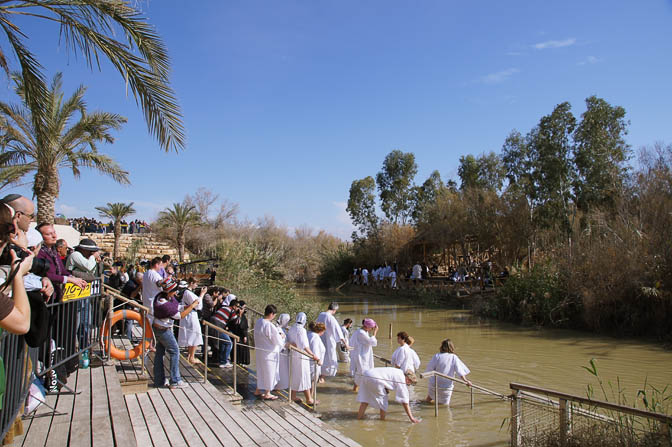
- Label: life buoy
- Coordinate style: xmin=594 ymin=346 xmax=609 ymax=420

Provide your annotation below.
xmin=101 ymin=309 xmax=153 ymax=360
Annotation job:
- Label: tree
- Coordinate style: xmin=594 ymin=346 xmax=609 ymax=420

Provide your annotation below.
xmin=157 ymin=203 xmax=201 ymax=262
xmin=347 ymin=176 xmax=378 ymax=240
xmin=0 ymin=0 xmax=184 ymax=152
xmin=573 ymin=96 xmax=630 ymax=212
xmin=375 ymin=150 xmax=418 ymax=225
xmin=95 ymin=202 xmax=136 ymax=259
xmin=412 ymin=170 xmax=444 ymax=221
xmin=458 ymin=152 xmax=506 ymax=191
xmin=0 ymin=72 xmax=129 ymax=223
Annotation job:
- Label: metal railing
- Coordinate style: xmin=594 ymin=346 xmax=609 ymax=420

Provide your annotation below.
xmin=510 ymin=382 xmax=672 ymax=447
xmin=420 ymin=370 xmax=508 ymax=416
xmin=202 ymin=320 xmax=239 ymax=392
xmin=287 ymin=344 xmax=320 ymax=412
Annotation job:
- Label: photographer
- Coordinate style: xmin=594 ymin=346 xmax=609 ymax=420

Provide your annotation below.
xmin=0 ymin=204 xmax=34 ymax=334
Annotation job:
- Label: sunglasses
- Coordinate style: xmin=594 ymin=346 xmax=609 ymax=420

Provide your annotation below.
xmin=18 ymin=211 xmax=35 ymax=219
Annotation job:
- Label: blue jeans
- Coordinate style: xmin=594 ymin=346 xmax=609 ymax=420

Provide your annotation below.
xmin=153 ymin=326 xmax=181 ymax=386
xmin=218 ymin=333 xmax=232 ymax=365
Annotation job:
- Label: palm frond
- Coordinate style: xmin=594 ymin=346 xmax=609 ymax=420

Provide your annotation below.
xmin=95 ymin=201 xmax=135 ymax=220
xmin=0 ymin=162 xmax=35 ymax=189
xmin=66 ymin=151 xmax=129 ymax=184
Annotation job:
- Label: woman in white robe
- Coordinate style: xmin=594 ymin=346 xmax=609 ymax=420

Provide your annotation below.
xmin=287 ymin=313 xmax=320 ymax=404
xmin=177 ymin=279 xmax=205 ymax=364
xmin=316 ymin=303 xmax=345 ymax=377
xmin=307 ymin=322 xmax=326 ymax=383
xmin=356 ymin=367 xmax=419 ymax=423
xmin=274 ymin=313 xmax=291 ymax=391
xmin=350 ymin=318 xmax=378 ymax=391
xmin=253 ymin=305 xmax=285 ymax=400
xmin=390 ymin=332 xmax=421 ymax=373
xmin=424 ymin=338 xmax=472 ymax=405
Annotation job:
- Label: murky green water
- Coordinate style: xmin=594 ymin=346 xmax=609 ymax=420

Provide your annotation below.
xmin=240 ymin=288 xmax=672 ymax=447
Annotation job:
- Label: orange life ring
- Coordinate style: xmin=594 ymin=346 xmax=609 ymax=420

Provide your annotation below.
xmin=101 ymin=309 xmax=153 ymax=360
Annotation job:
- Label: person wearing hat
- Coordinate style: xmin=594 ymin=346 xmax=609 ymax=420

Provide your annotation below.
xmin=66 ymin=238 xmax=102 ymax=277
xmin=178 ymin=277 xmax=206 ymax=364
xmin=152 ymin=277 xmax=200 ymax=389
xmin=349 ymin=318 xmax=378 ymax=392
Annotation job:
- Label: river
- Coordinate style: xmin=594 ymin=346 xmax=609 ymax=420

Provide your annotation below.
xmin=239 ymin=287 xmax=672 ymax=447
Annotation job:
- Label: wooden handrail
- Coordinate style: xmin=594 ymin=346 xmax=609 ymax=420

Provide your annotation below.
xmin=103 ymin=284 xmax=150 ymax=313
xmin=421 ymin=371 xmax=508 ymax=399
xmin=288 ymin=344 xmax=314 ymax=359
xmin=373 ymin=353 xmax=392 ymax=365
xmin=510 ymin=383 xmax=672 ymax=424
xmin=202 ymin=320 xmax=240 ymax=341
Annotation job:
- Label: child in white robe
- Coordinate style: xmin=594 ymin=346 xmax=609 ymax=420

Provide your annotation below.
xmin=349 ymin=318 xmax=378 ymax=392
xmin=390 ymin=332 xmax=421 ymax=373
xmin=424 ymin=338 xmax=472 ymax=405
xmin=307 ymin=321 xmax=326 ymax=383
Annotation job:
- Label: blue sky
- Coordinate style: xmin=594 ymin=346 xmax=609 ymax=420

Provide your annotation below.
xmin=2 ymin=1 xmax=672 ymax=239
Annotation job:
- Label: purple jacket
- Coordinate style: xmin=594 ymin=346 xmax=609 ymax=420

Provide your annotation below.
xmin=37 ymin=245 xmax=72 ymax=301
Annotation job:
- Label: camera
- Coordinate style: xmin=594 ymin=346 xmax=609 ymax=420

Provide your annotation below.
xmin=0 ymin=244 xmax=51 ymax=277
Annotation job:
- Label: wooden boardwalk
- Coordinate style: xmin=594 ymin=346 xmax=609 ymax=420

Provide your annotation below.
xmin=9 ymin=335 xmax=360 ymax=447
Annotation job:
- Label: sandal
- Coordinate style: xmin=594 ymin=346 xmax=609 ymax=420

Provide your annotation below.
xmin=262 ymin=395 xmax=278 ymax=400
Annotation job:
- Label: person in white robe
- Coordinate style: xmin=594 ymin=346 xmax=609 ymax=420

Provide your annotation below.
xmin=390 ymin=331 xmax=421 ymax=373
xmin=350 ymin=318 xmax=378 ymax=391
xmin=361 ymin=268 xmax=369 ymax=285
xmin=274 ymin=313 xmax=291 ymax=391
xmin=315 ymin=302 xmax=345 ymax=377
xmin=307 ymin=322 xmax=326 ymax=383
xmin=424 ymin=338 xmax=471 ymax=405
xmin=337 ymin=318 xmax=353 ymax=363
xmin=253 ymin=305 xmax=285 ymax=400
xmin=177 ymin=278 xmax=206 ymax=364
xmin=287 ymin=313 xmax=320 ymax=404
xmin=357 ymin=367 xmax=420 ymax=423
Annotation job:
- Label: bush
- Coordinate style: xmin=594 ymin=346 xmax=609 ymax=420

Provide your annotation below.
xmin=316 ymin=244 xmax=357 ymax=288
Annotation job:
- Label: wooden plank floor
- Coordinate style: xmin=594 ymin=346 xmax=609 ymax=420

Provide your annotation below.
xmin=6 ymin=355 xmax=136 ymax=447
xmin=127 ymin=341 xmax=361 ymax=447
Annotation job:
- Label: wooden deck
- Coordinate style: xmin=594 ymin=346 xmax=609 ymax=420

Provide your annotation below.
xmin=8 ymin=333 xmax=360 ymax=447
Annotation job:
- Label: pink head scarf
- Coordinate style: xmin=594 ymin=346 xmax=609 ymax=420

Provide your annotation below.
xmin=362 ymin=318 xmax=376 ymax=329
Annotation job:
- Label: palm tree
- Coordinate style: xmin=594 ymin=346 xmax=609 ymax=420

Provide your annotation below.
xmin=157 ymin=203 xmax=201 ymax=262
xmin=95 ymin=202 xmax=136 ymax=259
xmin=0 ymin=72 xmax=129 ymax=223
xmin=0 ymin=0 xmax=184 ymax=152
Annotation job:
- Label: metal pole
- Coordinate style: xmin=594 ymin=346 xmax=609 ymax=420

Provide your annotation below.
xmin=511 ymin=389 xmax=521 ymax=447
xmin=287 ymin=350 xmax=292 ymax=402
xmin=434 ymin=377 xmax=439 ymax=417
xmin=204 ymin=326 xmax=209 ymax=384
xmin=106 ymin=293 xmax=113 ymax=360
xmin=141 ymin=308 xmax=146 ymax=376
xmin=312 ymin=366 xmax=318 ymax=413
xmin=233 ymin=337 xmax=237 ymax=394
xmin=388 ymin=323 xmax=392 ymax=339
xmin=559 ymin=398 xmax=569 ymax=447
xmin=471 ymin=386 xmax=474 ymax=408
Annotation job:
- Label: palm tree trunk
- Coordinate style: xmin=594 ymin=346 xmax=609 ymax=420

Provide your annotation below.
xmin=113 ymin=221 xmax=121 ymax=260
xmin=34 ymin=168 xmax=59 ymax=224
xmin=177 ymin=232 xmax=185 ymax=263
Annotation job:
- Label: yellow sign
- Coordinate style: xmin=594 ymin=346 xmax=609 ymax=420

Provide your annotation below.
xmin=62 ymin=279 xmax=101 ymax=302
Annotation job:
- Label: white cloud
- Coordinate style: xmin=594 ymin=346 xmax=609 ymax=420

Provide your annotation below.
xmin=328 ymin=201 xmax=354 ymax=240
xmin=478 ymin=68 xmax=520 ymax=85
xmin=578 ymin=55 xmax=601 ymax=66
xmin=533 ymin=38 xmax=576 ymax=50
xmin=55 ymin=203 xmax=89 ymax=217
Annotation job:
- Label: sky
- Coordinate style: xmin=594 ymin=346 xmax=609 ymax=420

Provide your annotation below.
xmin=2 ymin=1 xmax=672 ymax=239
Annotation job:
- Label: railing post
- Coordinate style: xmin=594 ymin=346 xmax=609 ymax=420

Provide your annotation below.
xmin=204 ymin=326 xmax=209 ymax=384
xmin=559 ymin=398 xmax=569 ymax=447
xmin=287 ymin=349 xmax=293 ymax=402
xmin=233 ymin=337 xmax=237 ymax=393
xmin=388 ymin=323 xmax=392 ymax=339
xmin=312 ymin=366 xmax=318 ymax=413
xmin=470 ymin=386 xmax=474 ymax=408
xmin=140 ymin=308 xmax=146 ymax=377
xmin=434 ymin=377 xmax=439 ymax=417
xmin=511 ymin=389 xmax=521 ymax=447
xmin=106 ymin=293 xmax=113 ymax=360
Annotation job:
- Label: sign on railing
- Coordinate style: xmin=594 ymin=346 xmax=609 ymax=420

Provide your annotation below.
xmin=62 ymin=278 xmax=102 ymax=302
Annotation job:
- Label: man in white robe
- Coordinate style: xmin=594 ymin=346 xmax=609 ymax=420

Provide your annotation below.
xmin=316 ymin=302 xmax=345 ymax=377
xmin=253 ymin=304 xmax=285 ymax=400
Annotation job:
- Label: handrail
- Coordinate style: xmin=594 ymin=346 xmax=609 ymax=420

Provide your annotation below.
xmin=422 ymin=371 xmax=508 ymax=400
xmin=510 ymin=382 xmax=672 ymax=424
xmin=245 ymin=306 xmax=264 ymax=318
xmin=373 ymin=353 xmax=392 ymax=365
xmin=288 ymin=344 xmax=314 ymax=359
xmin=103 ymin=284 xmax=150 ymax=313
xmin=202 ymin=320 xmax=240 ymax=341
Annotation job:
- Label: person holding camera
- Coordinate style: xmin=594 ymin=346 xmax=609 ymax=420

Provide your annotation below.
xmin=178 ymin=277 xmax=206 ymax=364
xmin=0 ymin=204 xmax=34 ymax=335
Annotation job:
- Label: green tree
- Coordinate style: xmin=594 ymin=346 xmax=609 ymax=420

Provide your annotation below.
xmin=347 ymin=176 xmax=378 ymax=240
xmin=458 ymin=152 xmax=506 ymax=191
xmin=412 ymin=170 xmax=444 ymax=221
xmin=375 ymin=150 xmax=418 ymax=225
xmin=95 ymin=202 xmax=136 ymax=259
xmin=573 ymin=96 xmax=630 ymax=212
xmin=0 ymin=72 xmax=128 ymax=223
xmin=0 ymin=0 xmax=184 ymax=152
xmin=157 ymin=203 xmax=201 ymax=262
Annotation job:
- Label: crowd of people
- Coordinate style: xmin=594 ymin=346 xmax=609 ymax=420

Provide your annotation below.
xmin=68 ymin=217 xmax=150 ymax=234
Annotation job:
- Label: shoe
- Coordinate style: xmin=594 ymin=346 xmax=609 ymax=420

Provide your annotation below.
xmin=163 ymin=378 xmax=170 ymax=387
xmin=223 ymin=362 xmax=233 ymax=369
xmin=169 ymin=381 xmax=188 ymax=389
